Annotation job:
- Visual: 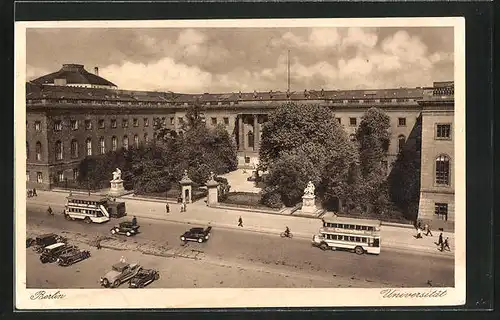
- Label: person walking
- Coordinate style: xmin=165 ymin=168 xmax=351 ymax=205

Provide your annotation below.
xmin=416 ymin=227 xmax=422 ymax=239
xmin=443 ymin=238 xmax=451 ymax=251
xmin=425 ymin=224 xmax=433 ymax=236
xmin=166 ymin=203 xmax=170 ymax=214
xmin=238 ymin=216 xmax=243 ymax=227
xmin=132 ymin=216 xmax=137 ymax=226
xmin=436 ymin=232 xmax=444 ymax=246
xmin=33 ymin=188 xmax=37 ymax=197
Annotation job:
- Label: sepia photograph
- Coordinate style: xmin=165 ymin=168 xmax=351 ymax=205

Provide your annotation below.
xmin=15 ymin=18 xmax=465 ymax=309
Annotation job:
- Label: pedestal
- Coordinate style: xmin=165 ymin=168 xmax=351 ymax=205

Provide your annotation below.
xmin=206 ymin=182 xmax=219 ymax=207
xmin=301 ymin=194 xmax=317 ymax=214
xmin=109 ymin=179 xmax=125 ymax=196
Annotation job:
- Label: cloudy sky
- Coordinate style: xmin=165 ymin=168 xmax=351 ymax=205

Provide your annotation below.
xmin=26 ymin=26 xmax=454 ymax=93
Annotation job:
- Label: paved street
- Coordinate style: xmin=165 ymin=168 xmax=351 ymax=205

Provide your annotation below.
xmin=26 ymin=205 xmax=454 ymax=288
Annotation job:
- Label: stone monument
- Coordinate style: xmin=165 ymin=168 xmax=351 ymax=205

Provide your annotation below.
xmin=301 ymin=181 xmax=317 ymax=214
xmin=179 ymin=170 xmax=193 ymax=204
xmin=109 ymin=168 xmax=125 ymax=196
xmin=205 ymin=172 xmax=219 ymax=207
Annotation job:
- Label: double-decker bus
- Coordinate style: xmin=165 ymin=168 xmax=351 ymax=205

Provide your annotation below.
xmin=64 ymin=194 xmax=111 ymax=224
xmin=312 ymin=213 xmax=381 ymax=255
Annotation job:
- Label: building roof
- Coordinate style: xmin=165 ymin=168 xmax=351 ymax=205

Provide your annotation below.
xmin=31 ymin=64 xmax=117 ymax=87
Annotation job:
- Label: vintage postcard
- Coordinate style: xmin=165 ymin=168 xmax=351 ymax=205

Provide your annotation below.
xmin=15 ymin=18 xmax=465 ymax=309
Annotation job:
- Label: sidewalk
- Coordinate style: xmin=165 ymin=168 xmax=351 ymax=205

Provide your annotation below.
xmin=27 ymin=190 xmax=455 ymax=258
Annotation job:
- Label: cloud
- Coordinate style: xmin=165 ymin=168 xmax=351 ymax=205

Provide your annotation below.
xmin=101 ymin=57 xmax=213 ymax=93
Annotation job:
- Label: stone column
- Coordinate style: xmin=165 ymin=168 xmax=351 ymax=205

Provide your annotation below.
xmin=205 ymin=174 xmax=219 ymax=207
xmin=253 ymin=114 xmax=260 ymax=151
xmin=238 ymin=114 xmax=244 ymax=151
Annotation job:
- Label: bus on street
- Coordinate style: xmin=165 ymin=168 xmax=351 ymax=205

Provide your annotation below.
xmin=64 ymin=194 xmax=111 ymax=224
xmin=312 ymin=213 xmax=381 ymax=255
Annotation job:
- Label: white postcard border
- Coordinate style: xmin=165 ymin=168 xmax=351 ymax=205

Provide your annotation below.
xmin=15 ymin=17 xmax=466 ymax=309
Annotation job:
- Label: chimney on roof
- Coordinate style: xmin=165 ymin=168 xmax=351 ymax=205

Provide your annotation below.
xmin=94 ymin=67 xmax=99 ymax=76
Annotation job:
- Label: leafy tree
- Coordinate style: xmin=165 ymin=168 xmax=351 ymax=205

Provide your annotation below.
xmin=354 ymin=107 xmax=391 ymax=214
xmin=259 ymin=103 xmax=356 ymax=208
xmin=388 ymin=116 xmax=422 ymax=221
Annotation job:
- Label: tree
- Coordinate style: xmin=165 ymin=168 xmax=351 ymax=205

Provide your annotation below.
xmin=354 ymin=107 xmax=391 ymax=214
xmin=388 ymin=116 xmax=422 ymax=221
xmin=183 ymin=98 xmax=206 ymax=132
xmin=259 ymin=102 xmax=357 ymax=208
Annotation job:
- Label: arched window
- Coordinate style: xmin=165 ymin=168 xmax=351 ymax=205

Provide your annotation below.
xmin=123 ymin=135 xmax=129 ymax=150
xmin=99 ymin=137 xmax=105 ymax=154
xmin=71 ymin=139 xmax=79 ymax=158
xmin=435 ymin=155 xmax=450 ymax=185
xmin=86 ymin=138 xmax=92 ymax=156
xmin=26 ymin=142 xmax=29 ymax=159
xmin=247 ymin=131 xmax=254 ymax=148
xmin=398 ymin=135 xmax=406 ymax=153
xmin=134 ymin=134 xmax=139 ymax=148
xmin=111 ymin=136 xmax=117 ymax=151
xmin=35 ymin=141 xmax=42 ymax=161
xmin=144 ymin=133 xmax=149 ymax=143
xmin=55 ymin=140 xmax=63 ymax=160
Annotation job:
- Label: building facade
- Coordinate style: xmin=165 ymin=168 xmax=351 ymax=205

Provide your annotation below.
xmin=25 ymin=64 xmax=454 ymax=226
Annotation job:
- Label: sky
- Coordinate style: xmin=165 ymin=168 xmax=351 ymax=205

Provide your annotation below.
xmin=26 ymin=26 xmax=454 ymax=93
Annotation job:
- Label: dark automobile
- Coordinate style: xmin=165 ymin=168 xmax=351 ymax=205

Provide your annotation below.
xmin=57 ymin=248 xmax=91 ymax=266
xmin=180 ymin=226 xmax=212 ymax=243
xmin=100 ymin=262 xmax=142 ymax=288
xmin=110 ymin=221 xmax=140 ymax=237
xmin=128 ymin=268 xmax=160 ymax=288
xmin=106 ymin=200 xmax=127 ymax=218
xmin=39 ymin=243 xmax=76 ymax=264
xmin=30 ymin=233 xmax=67 ymax=253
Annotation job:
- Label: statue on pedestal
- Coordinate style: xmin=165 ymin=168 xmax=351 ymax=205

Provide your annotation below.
xmin=304 ymin=181 xmax=315 ymax=196
xmin=112 ymin=168 xmax=122 ymax=181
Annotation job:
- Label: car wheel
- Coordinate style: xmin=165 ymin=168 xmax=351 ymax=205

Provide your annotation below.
xmin=154 ymin=272 xmax=160 ymax=280
xmin=102 ymin=279 xmax=109 ymax=287
xmin=126 ymin=231 xmax=131 ymax=237
xmin=84 ymin=217 xmax=91 ymax=224
xmin=319 ymin=243 xmax=329 ymax=251
xmin=354 ymin=246 xmax=365 ymax=255
xmin=64 ymin=214 xmax=71 ymax=221
xmin=198 ymin=238 xmax=203 ymax=243
xmin=112 ymin=280 xmax=121 ymax=288
xmin=111 ymin=229 xmax=116 ymax=234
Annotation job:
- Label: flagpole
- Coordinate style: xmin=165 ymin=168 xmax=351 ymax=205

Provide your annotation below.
xmin=287 ymin=49 xmax=291 ymax=92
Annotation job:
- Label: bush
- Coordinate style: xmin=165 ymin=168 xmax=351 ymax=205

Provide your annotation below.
xmin=260 ymin=189 xmax=284 ymax=209
xmin=222 ymin=192 xmax=262 ymax=207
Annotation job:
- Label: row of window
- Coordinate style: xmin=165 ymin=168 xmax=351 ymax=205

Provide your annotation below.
xmin=435 ymin=203 xmax=449 ymax=220
xmin=337 ymin=117 xmax=408 ymax=127
xmin=322 ymin=234 xmax=369 ymax=243
xmin=27 ymin=134 xmax=149 ymax=161
xmin=323 ymin=223 xmax=376 ymax=231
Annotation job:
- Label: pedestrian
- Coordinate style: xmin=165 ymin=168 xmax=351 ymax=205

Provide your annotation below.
xmin=33 ymin=188 xmax=37 ymax=196
xmin=415 ymin=227 xmax=422 ymax=239
xmin=120 ymin=256 xmax=125 ymax=263
xmin=166 ymin=203 xmax=170 ymax=214
xmin=436 ymin=232 xmax=443 ymax=246
xmin=238 ymin=216 xmax=243 ymax=227
xmin=425 ymin=224 xmax=433 ymax=236
xmin=184 ymin=203 xmax=188 ymax=212
xmin=132 ymin=216 xmax=137 ymax=226
xmin=96 ymin=237 xmax=102 ymax=250
xmin=417 ymin=220 xmax=422 ymax=230
xmin=444 ymin=238 xmax=451 ymax=251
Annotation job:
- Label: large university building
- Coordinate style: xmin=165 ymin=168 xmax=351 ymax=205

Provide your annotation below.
xmin=25 ymin=64 xmax=454 ymax=226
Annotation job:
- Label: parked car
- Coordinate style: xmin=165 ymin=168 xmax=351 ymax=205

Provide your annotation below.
xmin=180 ymin=226 xmax=212 ymax=243
xmin=106 ymin=200 xmax=127 ymax=218
xmin=128 ymin=268 xmax=160 ymax=288
xmin=100 ymin=262 xmax=142 ymax=288
xmin=57 ymin=248 xmax=91 ymax=266
xmin=39 ymin=243 xmax=76 ymax=264
xmin=110 ymin=221 xmax=140 ymax=237
xmin=30 ymin=233 xmax=67 ymax=253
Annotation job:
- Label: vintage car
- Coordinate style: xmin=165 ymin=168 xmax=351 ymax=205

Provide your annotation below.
xmin=57 ymin=248 xmax=91 ymax=267
xmin=110 ymin=221 xmax=140 ymax=237
xmin=180 ymin=226 xmax=212 ymax=243
xmin=99 ymin=262 xmax=142 ymax=288
xmin=128 ymin=268 xmax=160 ymax=288
xmin=39 ymin=243 xmax=76 ymax=264
xmin=28 ymin=233 xmax=67 ymax=252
